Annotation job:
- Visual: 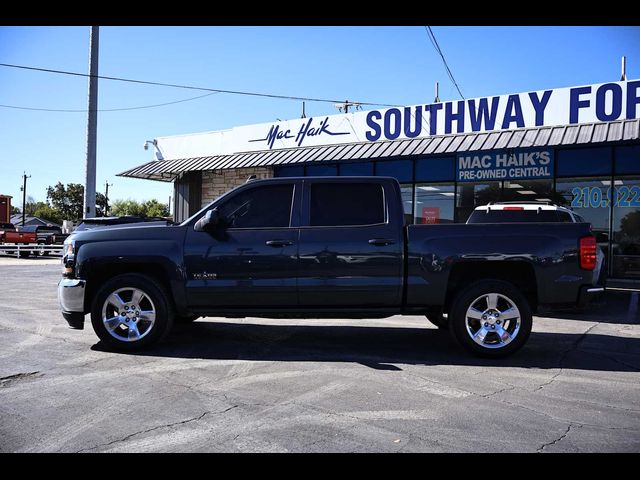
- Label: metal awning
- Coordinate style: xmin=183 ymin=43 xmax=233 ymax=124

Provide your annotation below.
xmin=117 ymin=119 xmax=640 ymax=182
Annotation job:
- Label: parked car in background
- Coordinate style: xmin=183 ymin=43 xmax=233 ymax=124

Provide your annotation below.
xmin=19 ymin=225 xmax=69 ymax=255
xmin=466 ymin=201 xmax=606 ymax=284
xmin=0 ymin=222 xmax=37 ymax=257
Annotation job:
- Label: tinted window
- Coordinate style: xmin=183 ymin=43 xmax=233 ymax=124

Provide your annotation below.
xmin=415 ymin=157 xmax=455 ymax=182
xmin=0 ymin=223 xmax=14 ymax=229
xmin=467 ymin=210 xmax=564 ymax=223
xmin=274 ymin=165 xmax=304 ymax=177
xmin=219 ymin=184 xmax=293 ymax=229
xmin=306 ymin=164 xmax=338 ymax=176
xmin=556 ymin=211 xmax=573 ymax=222
xmin=310 ymin=183 xmax=385 ymax=227
xmin=375 ymin=160 xmax=413 ymax=182
xmin=340 ymin=162 xmax=374 ymax=176
xmin=557 ymin=147 xmax=612 ymax=177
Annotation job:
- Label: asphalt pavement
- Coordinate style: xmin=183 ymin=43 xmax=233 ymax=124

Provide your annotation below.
xmin=0 ymin=260 xmax=638 ymax=452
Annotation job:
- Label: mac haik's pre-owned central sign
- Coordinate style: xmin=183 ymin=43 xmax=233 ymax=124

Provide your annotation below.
xmin=238 ymin=80 xmax=639 ymax=150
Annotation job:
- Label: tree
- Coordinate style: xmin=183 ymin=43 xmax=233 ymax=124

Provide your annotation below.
xmin=143 ymin=199 xmax=170 ymax=217
xmin=46 ymin=182 xmax=108 ymax=220
xmin=33 ymin=204 xmax=64 ymax=225
xmin=10 ymin=206 xmax=20 ymax=214
xmin=111 ymin=198 xmax=170 ymax=218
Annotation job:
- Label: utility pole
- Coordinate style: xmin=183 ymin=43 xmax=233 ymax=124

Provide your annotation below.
xmin=83 ymin=26 xmax=99 ymax=219
xmin=20 ymin=172 xmax=31 ymax=227
xmin=621 ymin=56 xmax=627 ymax=81
xmin=334 ymin=100 xmax=362 ymax=114
xmin=104 ymin=180 xmax=113 ymax=216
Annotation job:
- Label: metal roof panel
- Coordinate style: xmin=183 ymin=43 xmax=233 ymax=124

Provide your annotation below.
xmin=577 ymin=124 xmax=595 ymax=144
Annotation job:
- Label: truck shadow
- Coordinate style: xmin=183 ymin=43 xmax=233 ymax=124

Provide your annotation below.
xmin=93 ymin=320 xmax=640 ymax=372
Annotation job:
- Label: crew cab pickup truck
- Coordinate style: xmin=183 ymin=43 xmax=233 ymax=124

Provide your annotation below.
xmin=0 ymin=222 xmax=37 ymax=257
xmin=58 ymin=177 xmax=603 ymax=357
xmin=20 ymin=224 xmax=69 ymax=247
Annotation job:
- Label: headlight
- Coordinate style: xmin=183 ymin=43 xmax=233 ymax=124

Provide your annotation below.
xmin=62 ymin=239 xmax=76 ymax=277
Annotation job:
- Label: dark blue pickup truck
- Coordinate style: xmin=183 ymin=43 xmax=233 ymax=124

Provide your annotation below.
xmin=58 ymin=177 xmax=603 ymax=357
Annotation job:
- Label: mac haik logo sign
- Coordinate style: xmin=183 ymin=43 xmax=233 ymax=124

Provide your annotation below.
xmin=248 ymin=116 xmax=350 ymax=149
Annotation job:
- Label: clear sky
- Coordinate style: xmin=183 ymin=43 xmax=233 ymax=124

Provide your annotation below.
xmin=1 ymin=26 xmax=639 ymax=207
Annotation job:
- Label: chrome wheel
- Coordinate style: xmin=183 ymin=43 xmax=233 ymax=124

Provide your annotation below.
xmin=101 ymin=287 xmax=156 ymax=342
xmin=465 ymin=293 xmax=521 ymax=349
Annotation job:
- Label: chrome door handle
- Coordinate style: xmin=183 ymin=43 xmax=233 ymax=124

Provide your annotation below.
xmin=265 ymin=239 xmax=294 ymax=247
xmin=368 ymin=238 xmax=396 ymax=246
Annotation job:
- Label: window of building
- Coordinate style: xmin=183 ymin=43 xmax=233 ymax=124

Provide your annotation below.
xmin=306 ymin=164 xmax=338 ymax=176
xmin=556 ymin=147 xmax=612 ymax=177
xmin=340 ymin=161 xmax=374 ymax=176
xmin=611 ymin=176 xmax=640 ymax=279
xmin=501 ymin=180 xmax=556 ymax=203
xmin=375 ymin=159 xmax=413 ymax=183
xmin=309 ymin=183 xmax=385 ymax=227
xmin=415 ymin=157 xmax=455 ymax=182
xmin=273 ymin=165 xmax=304 ymax=177
xmin=455 ymin=182 xmax=501 ymax=223
xmin=615 ymin=145 xmax=640 ymax=175
xmin=414 ymin=183 xmax=455 ymax=224
xmin=219 ymin=184 xmax=294 ymax=229
xmin=400 ymin=184 xmax=414 ymax=225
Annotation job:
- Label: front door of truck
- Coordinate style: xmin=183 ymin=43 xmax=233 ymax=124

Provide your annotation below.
xmin=184 ymin=181 xmax=299 ymax=308
xmin=297 ymin=179 xmax=403 ymax=307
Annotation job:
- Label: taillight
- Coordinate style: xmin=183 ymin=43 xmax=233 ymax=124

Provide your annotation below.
xmin=502 ymin=207 xmax=524 ymax=210
xmin=580 ymin=236 xmax=597 ymax=270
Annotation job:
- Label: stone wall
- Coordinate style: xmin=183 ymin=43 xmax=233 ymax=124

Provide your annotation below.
xmin=201 ymin=167 xmax=274 ymax=207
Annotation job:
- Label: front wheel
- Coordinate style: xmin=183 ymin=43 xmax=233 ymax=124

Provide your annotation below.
xmin=90 ymin=274 xmax=174 ymax=351
xmin=449 ymin=280 xmax=532 ymax=357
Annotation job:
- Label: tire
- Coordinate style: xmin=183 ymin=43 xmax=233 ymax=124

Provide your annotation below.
xmin=18 ymin=250 xmax=30 ymax=258
xmin=174 ymin=314 xmax=200 ymax=324
xmin=449 ymin=280 xmax=532 ymax=358
xmin=90 ymin=273 xmax=174 ymax=351
xmin=37 ymin=242 xmax=47 ymax=257
xmin=425 ymin=311 xmax=449 ymax=330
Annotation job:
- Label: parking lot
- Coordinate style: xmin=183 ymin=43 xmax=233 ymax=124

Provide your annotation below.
xmin=0 ymin=258 xmax=638 ymax=452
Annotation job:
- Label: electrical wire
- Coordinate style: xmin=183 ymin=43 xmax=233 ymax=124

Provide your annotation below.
xmin=0 ymin=62 xmax=400 ymax=108
xmin=424 ymin=26 xmax=465 ymax=100
xmin=0 ymin=91 xmax=220 ymax=112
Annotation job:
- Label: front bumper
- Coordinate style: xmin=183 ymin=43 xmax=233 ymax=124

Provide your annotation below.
xmin=577 ymin=285 xmax=605 ymax=309
xmin=58 ymin=278 xmax=86 ymax=329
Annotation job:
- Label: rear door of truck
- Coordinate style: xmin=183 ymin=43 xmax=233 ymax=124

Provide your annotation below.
xmin=297 ymin=178 xmax=404 ymax=307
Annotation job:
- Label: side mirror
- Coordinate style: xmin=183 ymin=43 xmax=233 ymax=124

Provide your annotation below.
xmin=194 ymin=207 xmax=222 ymax=232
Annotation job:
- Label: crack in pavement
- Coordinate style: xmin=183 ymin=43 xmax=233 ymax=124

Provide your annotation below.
xmin=75 ymin=405 xmax=238 ymax=452
xmin=0 ymin=371 xmax=42 ymax=387
xmin=534 ymin=323 xmax=599 ymax=392
xmin=537 ymin=423 xmax=580 ymax=452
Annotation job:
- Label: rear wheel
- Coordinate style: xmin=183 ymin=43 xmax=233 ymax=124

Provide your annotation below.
xmin=91 ymin=274 xmax=174 ymax=351
xmin=449 ymin=280 xmax=532 ymax=357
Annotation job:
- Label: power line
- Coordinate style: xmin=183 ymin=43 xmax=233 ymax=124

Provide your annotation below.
xmin=423 ymin=26 xmax=465 ymax=100
xmin=0 ymin=91 xmax=219 ymax=113
xmin=0 ymin=62 xmax=400 ymax=108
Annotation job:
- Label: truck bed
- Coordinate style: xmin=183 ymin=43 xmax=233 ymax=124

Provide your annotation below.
xmin=405 ymin=222 xmax=596 ymax=308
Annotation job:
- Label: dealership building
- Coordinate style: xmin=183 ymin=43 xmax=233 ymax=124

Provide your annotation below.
xmin=119 ymin=79 xmax=640 ymax=283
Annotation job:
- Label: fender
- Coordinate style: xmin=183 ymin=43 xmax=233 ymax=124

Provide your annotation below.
xmin=73 ymin=225 xmax=188 ymax=314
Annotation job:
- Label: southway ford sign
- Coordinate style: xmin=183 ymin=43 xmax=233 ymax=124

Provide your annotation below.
xmin=155 ymin=80 xmax=640 ymax=159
